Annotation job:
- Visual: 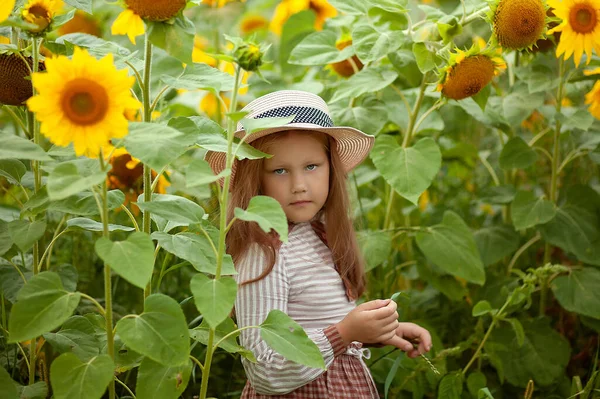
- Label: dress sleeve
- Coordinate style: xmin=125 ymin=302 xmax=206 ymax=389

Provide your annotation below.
xmin=235 ymin=245 xmax=347 ymax=395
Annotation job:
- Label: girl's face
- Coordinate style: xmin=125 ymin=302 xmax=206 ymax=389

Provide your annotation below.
xmin=260 ymin=131 xmax=330 ymax=223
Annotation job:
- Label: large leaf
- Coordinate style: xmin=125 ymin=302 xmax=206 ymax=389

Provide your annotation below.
xmin=43 ymin=316 xmax=101 ymax=361
xmin=135 ymin=194 xmax=205 ymax=225
xmin=161 ymin=62 xmax=235 ymax=93
xmin=539 ymin=202 xmax=600 ymax=266
xmin=438 ymin=372 xmax=463 ymax=399
xmin=288 ymin=30 xmax=354 ymax=65
xmin=552 ymin=267 xmax=600 ymax=319
xmin=484 ymin=318 xmax=570 ymax=387
xmin=279 ymin=10 xmax=315 ymax=73
xmin=185 ymin=158 xmax=231 ymax=188
xmin=15 ymin=382 xmax=47 ymax=399
xmin=146 ymin=16 xmax=194 ymax=64
xmin=511 ymin=190 xmax=556 ymax=231
xmin=41 ymin=190 xmax=125 ymax=217
xmin=124 ymin=122 xmax=199 ymax=172
xmin=0 ymin=135 xmax=52 ymax=161
xmin=330 ymin=66 xmax=398 ymax=103
xmin=67 ymin=217 xmax=135 ymax=232
xmin=370 ymin=136 xmax=441 ymax=205
xmin=50 ymin=353 xmax=114 ymax=399
xmin=0 ymin=365 xmax=18 ymax=399
xmin=190 ymin=274 xmax=237 ymax=329
xmin=189 ymin=318 xmax=254 ymax=359
xmin=95 ymin=232 xmax=155 ymax=290
xmin=260 ymin=310 xmax=325 ymax=369
xmin=474 ymin=225 xmax=520 ymax=266
xmin=63 ymin=0 xmax=92 ymax=13
xmin=234 ymin=196 xmax=288 ymax=242
xmin=357 ymin=230 xmax=392 ymax=271
xmin=330 ymin=99 xmax=389 ymax=136
xmin=151 ymin=232 xmax=236 ymax=275
xmin=499 ymin=137 xmax=538 ymax=170
xmin=115 ymin=294 xmax=190 ymax=366
xmin=0 ymin=159 xmax=26 ymax=185
xmin=8 ymin=219 xmax=46 ymax=252
xmin=8 ymin=272 xmax=81 ymax=342
xmin=136 ymin=358 xmax=192 ymax=399
xmin=0 ymin=221 xmax=12 ymax=256
xmin=416 ymin=211 xmax=485 ymax=285
xmin=47 ymin=159 xmax=108 ymax=201
xmin=0 ymin=262 xmax=30 ymax=304
xmin=352 ymin=21 xmax=405 ymax=63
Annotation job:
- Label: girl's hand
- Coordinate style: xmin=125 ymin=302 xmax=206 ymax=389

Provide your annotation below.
xmin=382 ymin=322 xmax=432 ymax=358
xmin=335 ymin=299 xmax=399 ymax=346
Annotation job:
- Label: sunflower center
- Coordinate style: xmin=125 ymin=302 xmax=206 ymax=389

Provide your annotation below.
xmin=29 ymin=5 xmax=50 ymax=19
xmin=125 ymin=0 xmax=187 ymax=21
xmin=61 ymin=79 xmax=109 ymax=126
xmin=494 ymin=0 xmax=546 ymax=49
xmin=442 ymin=55 xmax=496 ymax=100
xmin=570 ymin=3 xmax=597 ymax=33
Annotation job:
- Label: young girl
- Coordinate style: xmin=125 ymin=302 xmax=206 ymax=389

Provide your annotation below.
xmin=206 ymin=91 xmax=432 ymax=398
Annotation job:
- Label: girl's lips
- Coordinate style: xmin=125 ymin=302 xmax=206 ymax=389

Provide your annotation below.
xmin=291 ymin=201 xmax=311 ymax=206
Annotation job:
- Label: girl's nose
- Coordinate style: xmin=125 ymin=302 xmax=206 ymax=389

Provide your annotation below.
xmin=291 ymin=173 xmax=307 ymax=193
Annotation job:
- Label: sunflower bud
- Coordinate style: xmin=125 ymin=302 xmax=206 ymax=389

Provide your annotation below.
xmin=0 ymin=53 xmax=45 ymax=106
xmin=21 ymin=0 xmax=61 ymax=36
xmin=234 ymin=43 xmax=263 ymax=72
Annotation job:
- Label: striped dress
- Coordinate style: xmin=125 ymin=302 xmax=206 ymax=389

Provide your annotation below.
xmin=234 ymin=221 xmax=380 ymax=398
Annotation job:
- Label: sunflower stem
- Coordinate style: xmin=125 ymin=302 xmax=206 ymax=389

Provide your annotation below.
xmin=402 ymin=73 xmax=428 ymax=148
xmin=541 ymin=56 xmax=565 ymax=314
xmin=142 ymin=32 xmax=153 ymax=298
xmin=199 ymin=64 xmax=243 ymax=399
xmin=98 ymin=151 xmax=116 ymax=399
xmin=25 ymin=35 xmax=43 ymax=387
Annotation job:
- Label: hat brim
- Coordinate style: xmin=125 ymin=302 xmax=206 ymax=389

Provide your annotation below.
xmin=205 ymin=123 xmax=374 ymax=188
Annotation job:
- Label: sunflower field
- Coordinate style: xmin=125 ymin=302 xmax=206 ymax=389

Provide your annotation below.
xmin=0 ymin=0 xmax=599 ymax=397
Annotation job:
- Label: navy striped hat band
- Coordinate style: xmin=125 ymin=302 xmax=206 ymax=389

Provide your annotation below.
xmin=253 ymin=105 xmax=334 ymax=128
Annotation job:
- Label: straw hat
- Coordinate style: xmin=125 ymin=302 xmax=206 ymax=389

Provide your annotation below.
xmin=204 ymin=90 xmax=374 ymax=187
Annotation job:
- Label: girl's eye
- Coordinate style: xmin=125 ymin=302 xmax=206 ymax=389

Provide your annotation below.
xmin=274 ymin=168 xmax=286 ymax=175
xmin=306 ymin=164 xmax=317 ymax=171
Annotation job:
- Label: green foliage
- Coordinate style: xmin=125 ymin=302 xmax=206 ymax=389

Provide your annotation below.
xmin=95 ymin=232 xmax=155 ymax=289
xmin=8 ymin=272 xmax=80 ymax=342
xmin=116 ymin=294 xmax=190 ymax=366
xmin=260 ymin=310 xmax=326 ymax=370
xmin=50 ymin=353 xmax=114 ymax=399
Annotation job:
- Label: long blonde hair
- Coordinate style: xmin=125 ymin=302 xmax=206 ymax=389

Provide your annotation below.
xmin=225 ymin=130 xmax=366 ymax=299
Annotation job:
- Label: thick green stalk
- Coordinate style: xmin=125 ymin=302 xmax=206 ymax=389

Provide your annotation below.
xmin=199 ymin=65 xmax=242 ymax=399
xmin=541 ymin=57 xmax=565 ymax=315
xmin=27 ymin=36 xmax=42 ymax=386
xmin=99 ymin=154 xmax=116 ymax=399
xmin=142 ymin=32 xmax=153 ymax=298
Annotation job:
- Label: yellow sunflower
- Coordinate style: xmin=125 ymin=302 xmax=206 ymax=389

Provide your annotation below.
xmin=21 ymin=0 xmax=63 ymax=34
xmin=0 ymin=36 xmax=10 ymax=44
xmin=192 ymin=36 xmax=218 ymax=66
xmin=270 ymin=0 xmax=337 ymax=35
xmin=107 ymin=148 xmax=169 ymax=215
xmin=27 ymin=47 xmax=141 ymax=158
xmin=437 ymin=44 xmax=506 ymax=100
xmin=547 ymin=0 xmax=600 ymax=65
xmin=112 ymin=0 xmax=187 ymax=45
xmin=490 ymin=0 xmax=548 ymax=49
xmin=58 ymin=10 xmax=101 ymax=37
xmin=0 ymin=0 xmax=16 ymax=23
xmin=202 ymin=0 xmax=245 ymax=6
xmin=240 ymin=14 xmax=269 ymax=34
